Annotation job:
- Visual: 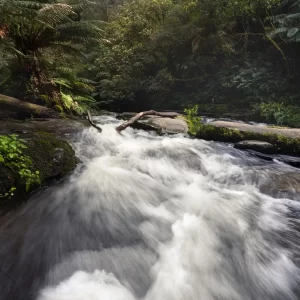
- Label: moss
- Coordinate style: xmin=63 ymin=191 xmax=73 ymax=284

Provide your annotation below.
xmin=54 ymin=104 xmax=64 ymax=113
xmin=194 ymin=124 xmax=300 ymax=156
xmin=24 ymin=132 xmax=76 ymax=181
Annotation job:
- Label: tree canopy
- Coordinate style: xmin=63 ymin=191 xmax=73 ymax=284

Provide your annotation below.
xmin=1 ymin=0 xmax=300 ymax=124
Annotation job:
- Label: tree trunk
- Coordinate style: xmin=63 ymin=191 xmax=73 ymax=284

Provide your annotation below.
xmin=115 ymin=110 xmax=179 ymax=132
xmin=0 ymin=94 xmax=60 ymax=119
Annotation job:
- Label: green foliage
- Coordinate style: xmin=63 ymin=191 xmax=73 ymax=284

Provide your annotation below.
xmin=1 ymin=0 xmax=300 ymax=118
xmin=0 ymin=0 xmax=105 ymax=109
xmin=257 ymin=101 xmax=300 ymax=127
xmin=184 ymin=105 xmax=202 ymax=134
xmin=0 ymin=135 xmax=40 ymax=197
xmin=270 ymin=0 xmax=300 ymax=43
xmin=52 ymin=67 xmax=97 ymax=114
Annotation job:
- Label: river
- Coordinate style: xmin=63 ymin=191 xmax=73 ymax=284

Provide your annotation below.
xmin=1 ymin=115 xmax=300 ymax=300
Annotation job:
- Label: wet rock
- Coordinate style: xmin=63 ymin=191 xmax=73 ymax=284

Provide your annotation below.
xmin=130 ymin=121 xmax=160 ymax=132
xmin=0 ymin=132 xmax=77 ymax=214
xmin=260 ymin=172 xmax=300 ymax=199
xmin=246 ymin=150 xmax=300 ymax=168
xmin=234 ymin=140 xmax=276 ymax=154
xmin=138 ymin=117 xmax=188 ymax=134
xmin=0 ymin=165 xmax=15 ymax=197
xmin=25 ymin=132 xmax=77 ymax=181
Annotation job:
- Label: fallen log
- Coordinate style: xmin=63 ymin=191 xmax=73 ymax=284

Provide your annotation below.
xmin=0 ymin=94 xmax=60 ymax=119
xmin=87 ymin=110 xmax=102 ymax=132
xmin=115 ymin=110 xmax=179 ymax=132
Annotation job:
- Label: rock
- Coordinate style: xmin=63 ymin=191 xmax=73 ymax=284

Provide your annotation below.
xmin=140 ymin=117 xmax=189 ymax=134
xmin=0 ymin=165 xmax=16 ymax=197
xmin=130 ymin=121 xmax=160 ymax=132
xmin=234 ymin=140 xmax=276 ymax=154
xmin=246 ymin=150 xmax=300 ymax=168
xmin=260 ymin=172 xmax=300 ymax=199
xmin=0 ymin=132 xmax=77 ymax=214
xmin=25 ymin=132 xmax=77 ymax=181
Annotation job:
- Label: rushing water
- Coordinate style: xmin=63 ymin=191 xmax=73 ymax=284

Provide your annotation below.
xmin=1 ymin=115 xmax=300 ymax=300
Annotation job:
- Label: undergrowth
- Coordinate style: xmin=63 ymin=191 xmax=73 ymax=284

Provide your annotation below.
xmin=0 ymin=135 xmax=40 ymax=198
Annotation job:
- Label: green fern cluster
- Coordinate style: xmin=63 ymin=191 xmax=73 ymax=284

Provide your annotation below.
xmin=0 ymin=0 xmax=105 ymax=112
xmin=52 ymin=67 xmax=97 ymax=114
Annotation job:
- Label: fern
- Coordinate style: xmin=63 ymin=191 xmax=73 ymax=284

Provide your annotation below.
xmin=270 ymin=0 xmax=300 ymax=43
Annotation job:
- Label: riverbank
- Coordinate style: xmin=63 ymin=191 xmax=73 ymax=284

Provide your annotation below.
xmin=0 ymin=118 xmax=87 ymax=214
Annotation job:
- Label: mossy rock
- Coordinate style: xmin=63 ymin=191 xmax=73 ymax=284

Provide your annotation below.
xmin=195 ymin=124 xmax=300 ymax=156
xmin=24 ymin=132 xmax=77 ymax=182
xmin=0 ymin=164 xmax=16 ymax=198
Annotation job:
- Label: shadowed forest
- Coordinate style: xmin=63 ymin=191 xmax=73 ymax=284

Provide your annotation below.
xmin=1 ymin=0 xmax=300 ymax=126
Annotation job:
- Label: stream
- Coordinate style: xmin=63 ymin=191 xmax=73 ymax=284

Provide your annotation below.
xmin=1 ymin=115 xmax=300 ymax=300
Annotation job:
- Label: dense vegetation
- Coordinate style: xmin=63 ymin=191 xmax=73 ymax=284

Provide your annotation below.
xmin=1 ymin=0 xmax=300 ymax=124
xmin=0 ymin=135 xmax=40 ymax=198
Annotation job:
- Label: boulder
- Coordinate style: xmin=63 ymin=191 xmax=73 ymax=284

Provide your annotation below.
xmin=234 ymin=140 xmax=276 ymax=154
xmin=24 ymin=132 xmax=77 ymax=181
xmin=138 ymin=117 xmax=189 ymax=134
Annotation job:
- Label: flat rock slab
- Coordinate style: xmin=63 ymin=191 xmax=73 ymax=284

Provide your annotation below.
xmin=210 ymin=121 xmax=300 ymax=139
xmin=0 ymin=118 xmax=88 ymax=140
xmin=146 ymin=117 xmax=189 ymax=133
xmin=235 ymin=140 xmax=276 ymax=154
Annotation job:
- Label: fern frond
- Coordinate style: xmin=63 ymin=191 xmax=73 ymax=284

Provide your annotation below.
xmin=73 ymin=95 xmax=96 ymax=103
xmin=37 ymin=4 xmax=75 ymax=26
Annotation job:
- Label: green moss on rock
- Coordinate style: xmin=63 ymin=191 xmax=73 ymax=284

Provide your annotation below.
xmin=195 ymin=124 xmax=300 ymax=156
xmin=24 ymin=132 xmax=76 ymax=181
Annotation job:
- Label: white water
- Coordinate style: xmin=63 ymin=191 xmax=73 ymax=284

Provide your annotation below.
xmin=1 ymin=116 xmax=300 ymax=300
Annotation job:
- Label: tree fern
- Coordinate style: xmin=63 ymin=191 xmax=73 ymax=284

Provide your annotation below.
xmin=0 ymin=0 xmax=107 ymax=105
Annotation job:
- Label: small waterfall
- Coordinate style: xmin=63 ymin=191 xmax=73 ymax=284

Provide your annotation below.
xmin=1 ymin=116 xmax=300 ymax=300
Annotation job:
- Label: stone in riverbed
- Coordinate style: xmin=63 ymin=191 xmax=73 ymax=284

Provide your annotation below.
xmin=260 ymin=172 xmax=300 ymax=199
xmin=138 ymin=117 xmax=189 ymax=134
xmin=234 ymin=140 xmax=276 ymax=154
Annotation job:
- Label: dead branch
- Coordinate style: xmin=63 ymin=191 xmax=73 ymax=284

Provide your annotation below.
xmin=87 ymin=110 xmax=102 ymax=132
xmin=116 ymin=110 xmax=179 ymax=132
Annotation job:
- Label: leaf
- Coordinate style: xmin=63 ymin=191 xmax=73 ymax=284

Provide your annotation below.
xmin=61 ymin=92 xmax=74 ymax=109
xmin=287 ymin=27 xmax=299 ymax=37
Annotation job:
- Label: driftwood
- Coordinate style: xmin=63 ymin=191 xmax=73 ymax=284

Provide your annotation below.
xmin=86 ymin=110 xmax=179 ymax=133
xmin=87 ymin=110 xmax=102 ymax=132
xmin=0 ymin=94 xmax=60 ymax=119
xmin=115 ymin=110 xmax=179 ymax=132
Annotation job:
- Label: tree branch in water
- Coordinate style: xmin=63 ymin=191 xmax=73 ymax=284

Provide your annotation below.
xmin=87 ymin=110 xmax=102 ymax=132
xmin=115 ymin=110 xmax=179 ymax=132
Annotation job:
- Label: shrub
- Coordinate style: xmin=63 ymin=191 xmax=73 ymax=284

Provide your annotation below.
xmin=184 ymin=105 xmax=203 ymax=134
xmin=0 ymin=135 xmax=40 ymax=198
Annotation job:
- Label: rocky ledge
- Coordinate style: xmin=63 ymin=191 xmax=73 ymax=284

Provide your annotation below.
xmin=0 ymin=119 xmax=86 ymax=214
xmin=195 ymin=121 xmax=300 ymax=157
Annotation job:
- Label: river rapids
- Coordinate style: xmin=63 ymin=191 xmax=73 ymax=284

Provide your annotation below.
xmin=1 ymin=115 xmax=300 ymax=300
